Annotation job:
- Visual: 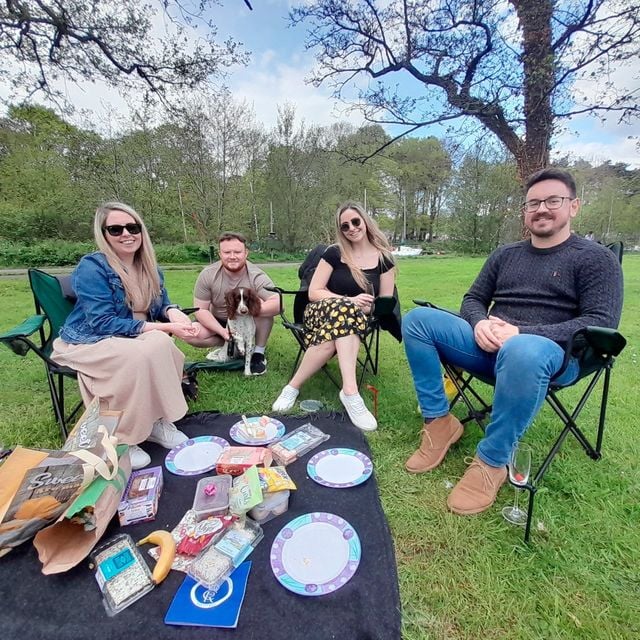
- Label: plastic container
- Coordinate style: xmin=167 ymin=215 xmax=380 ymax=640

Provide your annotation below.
xmin=249 ymin=489 xmax=290 ymax=524
xmin=268 ymin=423 xmax=330 ymax=466
xmin=90 ymin=533 xmax=155 ymax=616
xmin=192 ymin=475 xmax=232 ymax=521
xmin=187 ymin=517 xmax=263 ymax=591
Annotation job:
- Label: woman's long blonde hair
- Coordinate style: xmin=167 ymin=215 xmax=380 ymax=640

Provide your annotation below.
xmin=335 ymin=202 xmax=394 ymax=291
xmin=94 ymin=202 xmax=161 ymax=311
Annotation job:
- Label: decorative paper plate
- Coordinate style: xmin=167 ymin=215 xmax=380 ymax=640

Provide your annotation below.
xmin=164 ymin=436 xmax=230 ymax=476
xmin=270 ymin=512 xmax=361 ymax=596
xmin=307 ymin=448 xmax=373 ymax=488
xmin=229 ymin=416 xmax=285 ymax=445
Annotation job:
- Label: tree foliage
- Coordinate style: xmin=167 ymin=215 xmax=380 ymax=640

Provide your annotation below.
xmin=290 ymin=0 xmax=640 ymax=181
xmin=0 ymin=0 xmax=247 ymax=104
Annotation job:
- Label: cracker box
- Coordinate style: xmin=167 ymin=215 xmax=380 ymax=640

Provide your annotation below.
xmin=118 ymin=465 xmax=163 ymax=526
xmin=215 ymin=447 xmax=272 ymax=476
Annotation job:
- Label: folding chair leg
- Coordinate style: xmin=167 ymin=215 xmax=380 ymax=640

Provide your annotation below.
xmin=523 ymin=485 xmax=537 ymax=544
xmin=45 ymin=368 xmax=82 ymax=440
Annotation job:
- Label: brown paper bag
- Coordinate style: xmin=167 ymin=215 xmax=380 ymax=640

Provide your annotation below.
xmin=33 ymin=446 xmax=132 ymax=574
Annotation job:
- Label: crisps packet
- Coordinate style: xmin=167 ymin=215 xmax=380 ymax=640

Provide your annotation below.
xmin=258 ymin=466 xmax=297 ymax=493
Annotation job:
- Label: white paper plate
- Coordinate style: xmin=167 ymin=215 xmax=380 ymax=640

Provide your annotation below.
xmin=307 ymin=448 xmax=373 ymax=488
xmin=229 ymin=416 xmax=285 ymax=445
xmin=270 ymin=512 xmax=361 ymax=596
xmin=164 ymin=436 xmax=230 ymax=476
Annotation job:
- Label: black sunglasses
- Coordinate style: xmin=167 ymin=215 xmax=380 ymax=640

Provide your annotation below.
xmin=104 ymin=223 xmax=142 ymax=237
xmin=340 ymin=217 xmax=362 ymax=232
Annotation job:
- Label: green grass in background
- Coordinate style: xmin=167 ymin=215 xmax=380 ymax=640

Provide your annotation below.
xmin=1 ymin=255 xmax=638 ymax=639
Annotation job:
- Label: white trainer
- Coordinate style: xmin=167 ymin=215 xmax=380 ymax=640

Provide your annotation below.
xmin=129 ymin=444 xmax=151 ymax=470
xmin=339 ymin=390 xmax=377 ymax=432
xmin=272 ymin=385 xmax=300 ymax=412
xmin=147 ymin=418 xmax=188 ymax=449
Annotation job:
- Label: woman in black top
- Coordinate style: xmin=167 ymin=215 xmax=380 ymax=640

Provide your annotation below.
xmin=272 ymin=202 xmax=396 ymax=430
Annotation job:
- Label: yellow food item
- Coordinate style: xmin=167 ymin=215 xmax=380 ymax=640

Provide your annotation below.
xmin=137 ymin=529 xmax=176 ymax=584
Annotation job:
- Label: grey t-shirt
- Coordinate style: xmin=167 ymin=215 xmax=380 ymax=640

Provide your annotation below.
xmin=193 ymin=261 xmax=275 ymax=320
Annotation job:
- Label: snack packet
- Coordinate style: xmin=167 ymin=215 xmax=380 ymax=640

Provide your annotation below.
xmin=258 ymin=466 xmax=297 ymax=492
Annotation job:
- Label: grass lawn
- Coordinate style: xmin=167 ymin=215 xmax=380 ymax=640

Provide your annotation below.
xmin=1 ymin=255 xmax=639 ymax=639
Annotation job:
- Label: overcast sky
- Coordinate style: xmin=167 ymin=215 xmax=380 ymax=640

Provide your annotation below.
xmin=1 ymin=0 xmax=638 ymax=168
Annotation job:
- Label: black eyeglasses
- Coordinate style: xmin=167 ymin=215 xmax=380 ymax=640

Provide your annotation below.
xmin=104 ymin=223 xmax=142 ymax=237
xmin=522 ymin=196 xmax=574 ymax=213
xmin=340 ymin=217 xmax=362 ymax=232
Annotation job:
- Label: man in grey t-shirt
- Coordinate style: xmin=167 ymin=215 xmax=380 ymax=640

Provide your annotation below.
xmin=401 ymin=168 xmax=623 ymax=516
xmin=190 ymin=232 xmax=280 ymax=375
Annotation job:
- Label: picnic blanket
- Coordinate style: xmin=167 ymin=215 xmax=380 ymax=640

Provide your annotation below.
xmin=0 ymin=412 xmax=401 ymax=640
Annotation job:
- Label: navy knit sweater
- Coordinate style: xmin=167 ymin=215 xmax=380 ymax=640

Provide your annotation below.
xmin=460 ymin=234 xmax=623 ymax=348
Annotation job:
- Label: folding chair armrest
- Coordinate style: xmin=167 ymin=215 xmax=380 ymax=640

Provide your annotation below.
xmin=0 ymin=314 xmax=46 ymax=341
xmin=554 ymin=326 xmax=627 ymax=380
xmin=0 ymin=314 xmax=46 ymax=356
xmin=373 ymin=295 xmax=396 ymax=316
xmin=580 ymin=326 xmax=626 ymax=357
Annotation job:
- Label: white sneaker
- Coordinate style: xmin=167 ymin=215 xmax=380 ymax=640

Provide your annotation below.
xmin=272 ymin=385 xmax=299 ymax=412
xmin=339 ymin=390 xmax=377 ymax=431
xmin=147 ymin=418 xmax=188 ymax=449
xmin=129 ymin=445 xmax=151 ymax=470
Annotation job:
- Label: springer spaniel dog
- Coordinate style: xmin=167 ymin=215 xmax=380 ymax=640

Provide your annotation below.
xmin=224 ymin=287 xmax=262 ymax=376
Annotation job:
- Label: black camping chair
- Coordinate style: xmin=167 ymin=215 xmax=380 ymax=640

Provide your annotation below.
xmin=0 ymin=269 xmax=82 ymax=439
xmin=412 ymin=241 xmax=626 ymax=543
xmin=269 ymin=244 xmax=402 ymax=389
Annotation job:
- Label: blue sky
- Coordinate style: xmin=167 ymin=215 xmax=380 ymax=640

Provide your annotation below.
xmin=1 ymin=0 xmax=637 ymax=168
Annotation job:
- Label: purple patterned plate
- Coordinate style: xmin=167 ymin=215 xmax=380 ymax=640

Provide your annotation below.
xmin=270 ymin=512 xmax=361 ymax=596
xmin=229 ymin=416 xmax=285 ymax=445
xmin=164 ymin=436 xmax=230 ymax=476
xmin=307 ymin=448 xmax=373 ymax=488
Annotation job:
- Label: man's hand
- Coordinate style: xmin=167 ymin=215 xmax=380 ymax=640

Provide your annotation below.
xmin=218 ymin=326 xmax=231 ymax=341
xmin=488 ymin=315 xmax=519 ymax=343
xmin=473 ymin=319 xmax=503 ymax=353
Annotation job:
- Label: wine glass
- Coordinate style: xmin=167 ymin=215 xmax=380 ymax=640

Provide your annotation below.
xmin=502 ymin=442 xmax=532 ymax=526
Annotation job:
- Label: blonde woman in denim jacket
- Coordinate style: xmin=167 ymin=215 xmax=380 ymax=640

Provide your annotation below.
xmin=53 ymin=203 xmax=200 ymax=469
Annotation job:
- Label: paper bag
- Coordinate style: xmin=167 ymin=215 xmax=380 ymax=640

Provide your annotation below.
xmin=34 ymin=445 xmax=132 ymax=574
xmin=0 ymin=399 xmax=121 ymax=557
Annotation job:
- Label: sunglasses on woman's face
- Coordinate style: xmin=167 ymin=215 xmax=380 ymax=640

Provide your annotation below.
xmin=340 ymin=217 xmax=363 ymax=232
xmin=104 ymin=223 xmax=142 ymax=237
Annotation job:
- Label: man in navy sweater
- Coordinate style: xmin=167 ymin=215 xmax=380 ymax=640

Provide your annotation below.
xmin=402 ymin=167 xmax=623 ymax=515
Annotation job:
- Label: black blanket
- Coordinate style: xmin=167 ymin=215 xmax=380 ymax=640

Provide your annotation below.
xmin=0 ymin=412 xmax=401 ymax=640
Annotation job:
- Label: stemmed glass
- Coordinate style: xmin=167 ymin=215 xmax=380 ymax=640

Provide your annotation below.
xmin=502 ymin=442 xmax=532 ymax=526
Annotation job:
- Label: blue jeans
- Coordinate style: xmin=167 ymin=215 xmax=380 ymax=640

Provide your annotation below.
xmin=402 ymin=307 xmax=580 ymax=467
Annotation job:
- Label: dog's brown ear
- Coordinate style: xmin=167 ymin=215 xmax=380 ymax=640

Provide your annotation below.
xmin=224 ymin=288 xmax=238 ymax=319
xmin=247 ymin=289 xmax=262 ymax=316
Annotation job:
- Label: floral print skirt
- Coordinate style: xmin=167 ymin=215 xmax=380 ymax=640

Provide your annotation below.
xmin=303 ymin=297 xmax=368 ymax=347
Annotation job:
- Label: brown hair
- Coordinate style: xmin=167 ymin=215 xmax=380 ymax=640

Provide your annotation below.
xmin=218 ymin=232 xmax=248 ymax=246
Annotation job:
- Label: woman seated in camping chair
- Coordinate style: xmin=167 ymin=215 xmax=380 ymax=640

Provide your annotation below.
xmin=52 ymin=202 xmax=200 ymax=470
xmin=272 ymin=202 xmax=396 ymax=431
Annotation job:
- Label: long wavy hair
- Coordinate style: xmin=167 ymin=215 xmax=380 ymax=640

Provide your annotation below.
xmin=334 ymin=202 xmax=394 ymax=291
xmin=94 ymin=202 xmax=161 ymax=311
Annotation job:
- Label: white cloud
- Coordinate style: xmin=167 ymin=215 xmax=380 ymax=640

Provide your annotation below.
xmin=228 ymin=53 xmax=365 ymax=129
xmin=553 ymin=130 xmax=639 ymax=168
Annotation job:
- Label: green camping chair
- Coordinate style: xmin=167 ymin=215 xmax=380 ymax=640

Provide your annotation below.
xmin=412 ymin=241 xmax=626 ymax=542
xmin=0 ymin=268 xmax=82 ymax=439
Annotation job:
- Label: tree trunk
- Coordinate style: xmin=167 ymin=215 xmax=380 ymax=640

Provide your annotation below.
xmin=510 ymin=0 xmax=554 ymax=182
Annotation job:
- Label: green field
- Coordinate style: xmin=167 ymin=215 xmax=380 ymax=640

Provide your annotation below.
xmin=1 ymin=255 xmax=639 ymax=639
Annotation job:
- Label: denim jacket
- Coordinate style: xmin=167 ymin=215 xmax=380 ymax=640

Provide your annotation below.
xmin=59 ymin=252 xmax=173 ymax=344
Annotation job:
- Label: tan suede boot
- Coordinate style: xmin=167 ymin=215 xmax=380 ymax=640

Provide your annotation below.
xmin=447 ymin=456 xmax=508 ymax=515
xmin=405 ymin=414 xmax=464 ymax=473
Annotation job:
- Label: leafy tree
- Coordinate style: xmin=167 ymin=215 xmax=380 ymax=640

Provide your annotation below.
xmin=0 ymin=0 xmax=247 ymax=105
xmin=291 ymin=0 xmax=640 ymax=181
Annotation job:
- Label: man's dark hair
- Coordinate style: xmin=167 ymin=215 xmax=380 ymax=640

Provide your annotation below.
xmin=218 ymin=232 xmax=247 ymax=246
xmin=525 ymin=168 xmax=577 ymax=198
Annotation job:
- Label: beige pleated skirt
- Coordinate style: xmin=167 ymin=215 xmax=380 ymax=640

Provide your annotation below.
xmin=52 ymin=331 xmax=188 ymax=445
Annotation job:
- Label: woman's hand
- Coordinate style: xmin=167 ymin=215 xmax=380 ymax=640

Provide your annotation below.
xmin=351 ymin=293 xmax=374 ymax=311
xmin=166 ymin=322 xmax=201 ymax=340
